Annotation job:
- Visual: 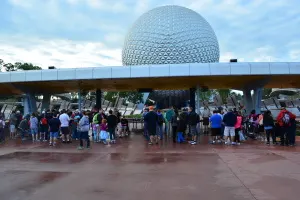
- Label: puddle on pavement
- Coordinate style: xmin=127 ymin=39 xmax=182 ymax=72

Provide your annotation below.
xmin=0 ymin=152 xmax=93 ymax=164
xmin=250 ymin=152 xmax=286 ymax=164
xmin=134 ymin=154 xmax=184 ymax=164
xmin=0 ymin=171 xmax=70 ymax=199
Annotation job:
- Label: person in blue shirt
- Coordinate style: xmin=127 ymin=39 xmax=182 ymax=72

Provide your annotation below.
xmin=209 ymin=110 xmax=223 ymax=144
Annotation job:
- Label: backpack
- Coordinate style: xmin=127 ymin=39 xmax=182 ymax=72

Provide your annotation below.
xmin=41 ymin=117 xmax=47 ymax=125
xmin=93 ymin=113 xmax=99 ymax=124
xmin=282 ymin=112 xmax=290 ymax=125
xmin=158 ymin=115 xmax=164 ymax=125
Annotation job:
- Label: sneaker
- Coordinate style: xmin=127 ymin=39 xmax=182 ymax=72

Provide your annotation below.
xmin=231 ymin=142 xmax=236 ymax=145
xmin=225 ymin=142 xmax=228 ymax=145
xmin=77 ymin=146 xmax=84 ymax=150
xmin=148 ymin=142 xmax=153 ymax=145
xmin=212 ymin=141 xmax=216 ymax=144
xmin=237 ymin=143 xmax=241 ymax=145
xmin=191 ymin=141 xmax=197 ymax=145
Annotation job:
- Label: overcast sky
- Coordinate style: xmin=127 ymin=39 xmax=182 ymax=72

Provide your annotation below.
xmin=0 ymin=0 xmax=299 ymax=69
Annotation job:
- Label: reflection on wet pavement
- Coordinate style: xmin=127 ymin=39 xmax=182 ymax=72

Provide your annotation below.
xmin=0 ymin=134 xmax=300 ymax=200
xmin=0 ymin=152 xmax=93 ymax=164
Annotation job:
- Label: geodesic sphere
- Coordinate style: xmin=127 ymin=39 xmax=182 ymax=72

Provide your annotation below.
xmin=122 ymin=5 xmax=219 ymax=66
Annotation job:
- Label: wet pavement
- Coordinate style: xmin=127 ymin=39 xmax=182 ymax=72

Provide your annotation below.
xmin=0 ymin=135 xmax=300 ymax=200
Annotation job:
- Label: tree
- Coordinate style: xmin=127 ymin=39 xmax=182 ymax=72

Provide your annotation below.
xmin=216 ymin=89 xmax=231 ymax=103
xmin=104 ymin=91 xmax=143 ymax=104
xmin=0 ymin=59 xmax=42 ymax=71
xmin=262 ymin=88 xmax=272 ymax=99
xmin=199 ymin=89 xmax=216 ymax=101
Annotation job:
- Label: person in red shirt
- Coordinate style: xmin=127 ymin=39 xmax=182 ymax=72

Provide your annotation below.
xmin=276 ymin=108 xmax=296 ymax=146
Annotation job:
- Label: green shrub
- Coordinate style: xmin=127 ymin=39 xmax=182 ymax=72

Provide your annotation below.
xmin=124 ymin=114 xmax=142 ymax=119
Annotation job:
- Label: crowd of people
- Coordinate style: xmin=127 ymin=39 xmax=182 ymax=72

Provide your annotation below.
xmin=1 ymin=108 xmax=129 ymax=149
xmin=0 ymin=105 xmax=298 ymax=147
xmin=142 ymin=106 xmax=298 ymax=146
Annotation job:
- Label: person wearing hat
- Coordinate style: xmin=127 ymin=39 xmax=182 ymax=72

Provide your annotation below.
xmin=144 ymin=106 xmax=158 ymax=145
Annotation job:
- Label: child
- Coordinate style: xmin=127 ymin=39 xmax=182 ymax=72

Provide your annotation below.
xmin=92 ymin=123 xmax=98 ymax=142
xmin=30 ymin=113 xmax=39 ymax=142
xmin=100 ymin=119 xmax=108 ymax=144
xmin=120 ymin=117 xmax=129 ymax=137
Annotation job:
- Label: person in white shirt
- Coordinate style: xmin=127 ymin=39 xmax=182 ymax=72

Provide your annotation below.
xmin=59 ymin=110 xmax=70 ymax=143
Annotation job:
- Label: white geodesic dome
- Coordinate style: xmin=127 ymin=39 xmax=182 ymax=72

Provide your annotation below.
xmin=122 ymin=5 xmax=220 ymax=66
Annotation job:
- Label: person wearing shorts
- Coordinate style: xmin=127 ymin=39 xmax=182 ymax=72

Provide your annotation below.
xmin=222 ymin=109 xmax=237 ymax=145
xmin=30 ymin=113 xmax=39 ymax=142
xmin=48 ymin=112 xmax=60 ymax=146
xmin=209 ymin=110 xmax=222 ymax=144
xmin=59 ymin=110 xmax=70 ymax=143
xmin=187 ymin=107 xmax=200 ymax=145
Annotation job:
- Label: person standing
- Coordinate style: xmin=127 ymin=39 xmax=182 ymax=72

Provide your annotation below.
xmin=59 ymin=110 xmax=70 ymax=143
xmin=30 ymin=113 xmax=39 ymax=142
xmin=263 ymin=110 xmax=275 ymax=145
xmin=143 ymin=108 xmax=149 ymax=141
xmin=107 ymin=110 xmax=118 ymax=144
xmin=9 ymin=110 xmax=17 ymax=139
xmin=156 ymin=109 xmax=164 ymax=140
xmin=276 ymin=108 xmax=296 ymax=146
xmin=0 ymin=115 xmax=5 ymax=143
xmin=187 ymin=107 xmax=200 ymax=145
xmin=209 ymin=110 xmax=222 ymax=144
xmin=171 ymin=109 xmax=179 ymax=143
xmin=223 ymin=109 xmax=237 ymax=145
xmin=165 ymin=106 xmax=175 ymax=138
xmin=77 ymin=111 xmax=91 ymax=150
xmin=48 ymin=112 xmax=60 ymax=146
xmin=144 ymin=106 xmax=158 ymax=145
xmin=234 ymin=112 xmax=243 ymax=145
xmin=18 ymin=116 xmax=29 ymax=141
xmin=15 ymin=110 xmax=23 ymax=130
xmin=39 ymin=111 xmax=48 ymax=142
xmin=202 ymin=107 xmax=211 ymax=135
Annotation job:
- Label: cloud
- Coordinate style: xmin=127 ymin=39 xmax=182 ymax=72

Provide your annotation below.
xmin=1 ymin=0 xmax=300 ymax=70
xmin=0 ymin=35 xmax=122 ymax=69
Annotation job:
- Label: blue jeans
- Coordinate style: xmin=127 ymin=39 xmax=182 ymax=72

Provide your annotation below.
xmin=177 ymin=132 xmax=185 ymax=143
xmin=144 ymin=123 xmax=149 ymax=141
xmin=72 ymin=128 xmax=79 ymax=139
xmin=157 ymin=124 xmax=163 ymax=139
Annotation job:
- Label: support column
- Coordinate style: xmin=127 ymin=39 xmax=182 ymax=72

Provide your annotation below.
xmin=41 ymin=93 xmax=51 ymax=111
xmin=189 ymin=88 xmax=196 ymax=110
xmin=253 ymin=87 xmax=263 ymax=114
xmin=242 ymin=89 xmax=253 ymax=115
xmin=78 ymin=89 xmax=82 ymax=112
xmin=196 ymin=86 xmax=201 ymax=114
xmin=23 ymin=93 xmax=37 ymax=115
xmin=95 ymin=89 xmax=102 ymax=110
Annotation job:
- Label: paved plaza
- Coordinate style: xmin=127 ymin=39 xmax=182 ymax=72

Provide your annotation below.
xmin=0 ymin=135 xmax=300 ymax=200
